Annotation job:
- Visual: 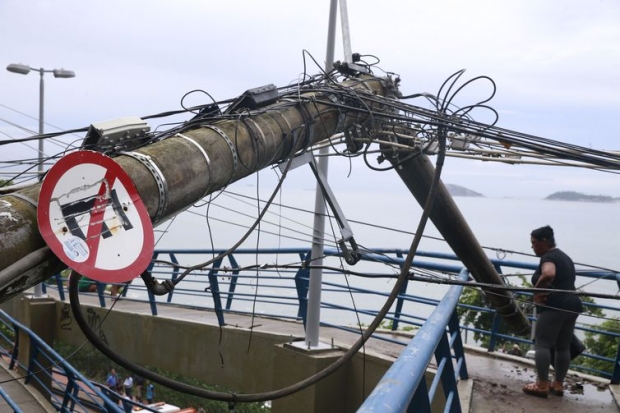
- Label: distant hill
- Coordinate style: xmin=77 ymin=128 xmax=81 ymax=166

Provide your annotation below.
xmin=446 ymin=184 xmax=484 ymax=197
xmin=545 ymin=191 xmax=618 ymax=203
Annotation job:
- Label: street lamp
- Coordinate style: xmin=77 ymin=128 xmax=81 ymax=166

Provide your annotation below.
xmin=6 ymin=62 xmax=76 ymax=297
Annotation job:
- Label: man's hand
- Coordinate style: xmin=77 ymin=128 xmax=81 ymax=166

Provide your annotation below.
xmin=533 ymin=292 xmax=548 ymax=305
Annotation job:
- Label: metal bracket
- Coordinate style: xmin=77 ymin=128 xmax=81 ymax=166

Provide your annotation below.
xmin=175 ymin=133 xmax=212 ymax=199
xmin=202 ymin=125 xmax=238 ymax=184
xmin=120 ymin=151 xmax=168 ymax=223
xmin=278 ymin=152 xmax=360 ymax=265
xmin=7 ymin=192 xmax=38 ymax=208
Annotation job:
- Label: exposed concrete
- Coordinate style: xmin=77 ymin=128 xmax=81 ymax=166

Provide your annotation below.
xmin=14 ymin=295 xmax=56 ymax=402
xmin=610 ymin=384 xmax=620 ymax=408
xmin=464 ymin=345 xmax=620 ymax=413
xmin=457 ymin=378 xmax=473 ymax=413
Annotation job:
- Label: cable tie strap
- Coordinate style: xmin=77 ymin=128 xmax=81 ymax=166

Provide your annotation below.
xmin=120 ymin=151 xmax=168 ymax=223
xmin=202 ymin=125 xmax=238 ymax=184
xmin=175 ymin=133 xmax=212 ymax=199
xmin=8 ymin=192 xmax=38 ymax=208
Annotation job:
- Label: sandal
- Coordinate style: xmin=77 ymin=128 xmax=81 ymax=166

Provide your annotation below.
xmin=549 ymin=381 xmax=564 ymax=396
xmin=522 ymin=381 xmax=549 ymax=398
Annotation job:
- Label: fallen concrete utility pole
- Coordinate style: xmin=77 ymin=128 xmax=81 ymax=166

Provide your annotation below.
xmin=0 ymin=72 xmax=530 ymax=334
xmin=386 ymin=151 xmax=531 ymax=335
xmin=0 ymin=75 xmax=390 ymax=303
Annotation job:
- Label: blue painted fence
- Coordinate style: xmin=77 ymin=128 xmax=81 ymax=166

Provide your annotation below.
xmin=38 ymin=247 xmax=620 ymax=411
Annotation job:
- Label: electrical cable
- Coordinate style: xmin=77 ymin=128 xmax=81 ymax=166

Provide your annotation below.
xmin=67 ymin=71 xmax=450 ymax=404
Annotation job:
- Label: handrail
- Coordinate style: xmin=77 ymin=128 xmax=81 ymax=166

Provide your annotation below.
xmin=38 ymin=246 xmax=620 ymax=410
xmin=43 ymin=247 xmax=620 ymax=381
xmin=358 ymin=269 xmax=469 ymax=412
xmin=0 ymin=310 xmax=123 ymax=413
xmin=0 ymin=386 xmax=22 ymax=413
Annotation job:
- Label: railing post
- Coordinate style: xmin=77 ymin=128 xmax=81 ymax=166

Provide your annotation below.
xmin=61 ymin=370 xmax=75 ymax=411
xmin=488 ymin=311 xmax=502 ymax=352
xmin=96 ymin=281 xmax=107 ymax=307
xmin=295 ymin=250 xmax=312 ymax=323
xmin=433 ymin=333 xmax=461 ymax=413
xmin=146 ymin=256 xmax=159 ymax=316
xmin=167 ymin=253 xmax=180 ymax=303
xmin=392 ymin=251 xmax=407 ymax=331
xmin=225 ymin=254 xmax=240 ymax=311
xmin=207 ymin=258 xmax=226 ymax=326
xmin=24 ymin=340 xmax=38 ymax=385
xmin=409 ymin=375 xmax=431 ymax=413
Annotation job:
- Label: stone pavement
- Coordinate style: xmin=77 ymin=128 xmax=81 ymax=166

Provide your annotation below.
xmin=464 ymin=347 xmax=620 ymax=413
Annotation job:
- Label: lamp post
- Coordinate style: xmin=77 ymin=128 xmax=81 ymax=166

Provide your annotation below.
xmin=6 ymin=63 xmax=75 ymax=297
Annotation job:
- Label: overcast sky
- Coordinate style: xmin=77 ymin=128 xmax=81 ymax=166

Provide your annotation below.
xmin=1 ymin=0 xmax=619 ymax=198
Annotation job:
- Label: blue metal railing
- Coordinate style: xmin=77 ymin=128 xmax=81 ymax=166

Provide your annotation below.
xmin=0 ymin=310 xmax=161 ymax=413
xmin=0 ymin=310 xmax=122 ymax=412
xmin=359 ymin=269 xmax=469 ymax=412
xmin=0 ymin=386 xmax=21 ymax=413
xmin=39 ymin=247 xmax=620 ymax=407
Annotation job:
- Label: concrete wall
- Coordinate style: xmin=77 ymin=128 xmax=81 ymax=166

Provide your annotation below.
xmin=2 ymin=295 xmax=446 ymax=413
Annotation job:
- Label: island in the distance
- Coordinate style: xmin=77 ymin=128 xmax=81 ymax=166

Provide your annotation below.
xmin=545 ymin=191 xmax=619 ymax=203
xmin=445 ymin=184 xmax=484 ymax=197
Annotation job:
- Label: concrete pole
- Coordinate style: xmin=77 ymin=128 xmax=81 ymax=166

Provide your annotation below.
xmin=304 ymin=0 xmax=339 ymax=348
xmin=385 ymin=151 xmax=530 ymax=334
xmin=0 ymin=76 xmax=389 ymax=304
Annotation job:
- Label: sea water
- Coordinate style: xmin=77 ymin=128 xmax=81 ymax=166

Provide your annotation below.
xmin=139 ymin=176 xmax=620 ymax=331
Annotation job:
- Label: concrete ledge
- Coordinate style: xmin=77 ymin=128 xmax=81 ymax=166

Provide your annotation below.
xmin=457 ymin=378 xmax=473 ymax=413
xmin=609 ymin=384 xmax=620 ymax=409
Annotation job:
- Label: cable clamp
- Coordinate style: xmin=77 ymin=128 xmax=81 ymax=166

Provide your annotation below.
xmin=174 ymin=133 xmax=212 ymax=199
xmin=202 ymin=125 xmax=238 ymax=184
xmin=8 ymin=192 xmax=38 ymax=208
xmin=120 ymin=151 xmax=168 ymax=223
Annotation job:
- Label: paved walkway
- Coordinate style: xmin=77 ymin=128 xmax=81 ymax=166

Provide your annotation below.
xmin=0 ymin=361 xmax=54 ymax=413
xmin=464 ymin=348 xmax=620 ymax=412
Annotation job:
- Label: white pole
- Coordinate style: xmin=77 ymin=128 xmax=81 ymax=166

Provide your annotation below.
xmin=305 ymin=0 xmax=338 ymax=348
xmin=339 ymin=0 xmax=353 ymax=62
xmin=33 ymin=69 xmax=45 ymax=298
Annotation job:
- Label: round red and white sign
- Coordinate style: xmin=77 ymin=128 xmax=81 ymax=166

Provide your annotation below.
xmin=38 ymin=150 xmax=154 ymax=282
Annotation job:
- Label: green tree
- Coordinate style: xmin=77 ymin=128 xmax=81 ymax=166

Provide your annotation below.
xmin=53 ymin=341 xmax=269 ymax=412
xmin=581 ymin=318 xmax=620 ymax=375
xmin=457 ymin=275 xmax=603 ymax=349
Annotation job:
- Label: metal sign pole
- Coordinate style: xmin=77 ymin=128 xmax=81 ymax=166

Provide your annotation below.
xmin=304 ymin=0 xmax=339 ymax=348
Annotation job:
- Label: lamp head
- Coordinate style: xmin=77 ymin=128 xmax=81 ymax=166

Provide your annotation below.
xmin=6 ymin=63 xmax=31 ymax=75
xmin=53 ymin=69 xmax=75 ymax=78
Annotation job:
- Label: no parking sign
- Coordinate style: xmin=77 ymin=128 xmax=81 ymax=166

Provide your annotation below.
xmin=38 ymin=150 xmax=154 ymax=282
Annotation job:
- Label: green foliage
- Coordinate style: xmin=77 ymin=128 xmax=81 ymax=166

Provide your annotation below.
xmin=0 ymin=321 xmax=15 ymax=349
xmin=581 ymin=318 xmax=620 ymax=375
xmin=457 ymin=274 xmax=603 ymax=348
xmin=358 ymin=319 xmax=418 ymax=332
xmin=53 ymin=341 xmax=270 ymax=412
